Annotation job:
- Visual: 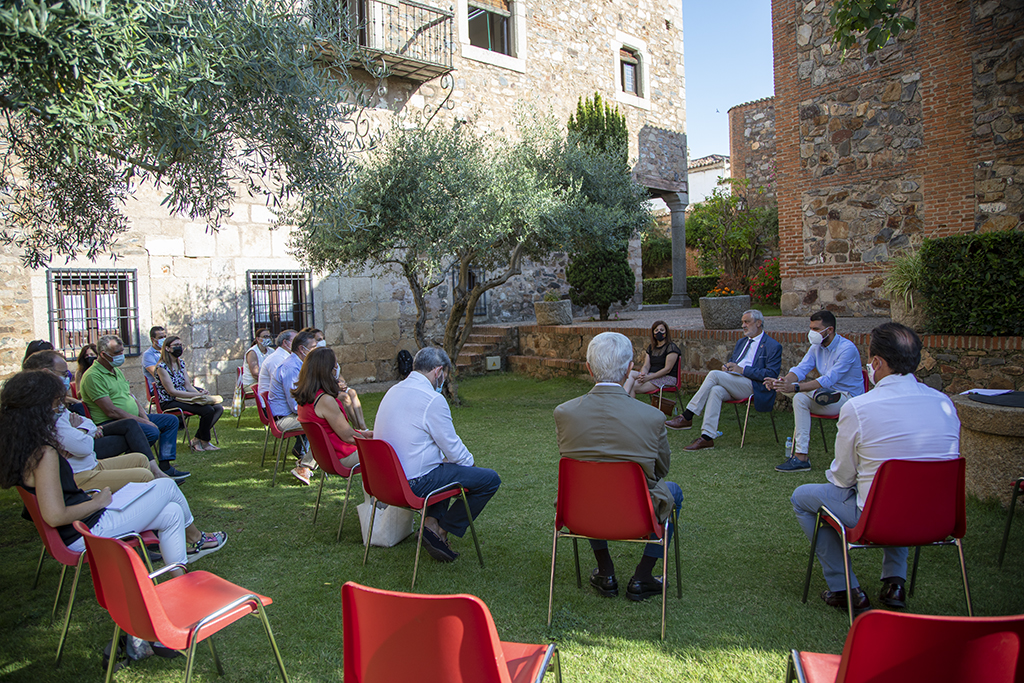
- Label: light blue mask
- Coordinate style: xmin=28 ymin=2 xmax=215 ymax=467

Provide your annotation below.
xmin=156 ymin=337 xmax=165 ymax=348
xmin=435 ymin=372 xmax=444 ymax=394
xmin=63 ymin=376 xmax=71 ymax=392
xmin=110 ymin=354 xmax=125 ymax=367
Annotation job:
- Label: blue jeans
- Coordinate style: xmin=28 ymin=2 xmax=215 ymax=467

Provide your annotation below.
xmin=792 ymin=482 xmax=908 ymax=591
xmin=408 ymin=463 xmax=501 ymax=538
xmin=589 ymin=481 xmax=684 ymax=559
xmin=137 ymin=413 xmax=180 ymax=463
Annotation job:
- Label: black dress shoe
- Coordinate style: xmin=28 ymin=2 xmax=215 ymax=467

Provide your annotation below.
xmin=626 ymin=576 xmax=664 ymax=602
xmin=589 ymin=569 xmax=618 ymax=597
xmin=821 ymin=587 xmax=871 ymax=614
xmin=879 ymin=581 xmax=907 ymax=608
xmin=420 ymin=527 xmax=458 ymax=563
xmin=161 ymin=466 xmax=191 ymax=482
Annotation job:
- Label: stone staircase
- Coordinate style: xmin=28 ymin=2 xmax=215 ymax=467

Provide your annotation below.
xmin=455 ymin=326 xmax=518 ymax=375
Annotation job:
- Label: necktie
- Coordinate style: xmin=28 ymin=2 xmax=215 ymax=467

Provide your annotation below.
xmin=736 ymin=337 xmax=753 ymax=364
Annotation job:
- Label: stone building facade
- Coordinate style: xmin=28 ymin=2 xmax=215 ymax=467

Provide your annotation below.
xmin=728 ymin=97 xmax=776 ymax=205
xmin=771 ymin=0 xmax=1024 ymax=315
xmin=1 ymin=0 xmax=688 ymax=389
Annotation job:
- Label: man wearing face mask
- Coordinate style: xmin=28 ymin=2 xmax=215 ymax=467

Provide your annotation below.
xmin=142 ymin=325 xmax=167 ymax=386
xmin=79 ymin=335 xmax=188 ymax=479
xmin=373 ymin=347 xmax=501 ymax=563
xmin=791 ymin=322 xmax=959 ymax=614
xmin=269 ymin=330 xmax=317 ymax=484
xmin=765 ymin=310 xmax=865 ymax=472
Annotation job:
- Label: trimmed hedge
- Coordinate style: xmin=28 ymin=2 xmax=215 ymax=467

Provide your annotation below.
xmin=919 ymin=231 xmax=1024 ymax=336
xmin=643 ymin=275 xmax=719 ymax=304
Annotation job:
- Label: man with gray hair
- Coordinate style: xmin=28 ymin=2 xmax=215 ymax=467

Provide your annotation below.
xmin=374 ymin=347 xmax=501 ymax=563
xmin=257 ymin=329 xmax=296 ymax=392
xmin=667 ymin=309 xmax=783 ymax=452
xmin=554 ymin=332 xmax=684 ymax=602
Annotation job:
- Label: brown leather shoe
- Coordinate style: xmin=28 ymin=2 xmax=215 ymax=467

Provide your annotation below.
xmin=683 ymin=436 xmax=714 ymax=451
xmin=821 ymin=587 xmax=871 ymax=614
xmin=665 ymin=415 xmax=692 ymax=430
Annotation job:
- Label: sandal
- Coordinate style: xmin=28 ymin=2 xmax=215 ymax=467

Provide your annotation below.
xmin=186 ymin=531 xmax=227 ymax=561
xmin=202 ymin=442 xmax=221 ymax=451
xmin=189 ymin=439 xmax=205 ymax=452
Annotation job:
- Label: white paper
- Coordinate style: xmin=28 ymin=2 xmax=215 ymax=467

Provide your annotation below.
xmin=106 ymin=481 xmax=153 ymax=511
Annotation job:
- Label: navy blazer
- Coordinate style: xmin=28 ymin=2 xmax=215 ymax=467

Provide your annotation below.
xmin=731 ymin=334 xmax=783 ymax=412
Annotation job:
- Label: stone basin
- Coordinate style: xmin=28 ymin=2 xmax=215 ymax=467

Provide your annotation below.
xmin=951 ymin=394 xmax=1024 ymax=508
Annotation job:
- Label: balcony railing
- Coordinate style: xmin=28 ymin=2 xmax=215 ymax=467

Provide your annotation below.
xmin=323 ymin=0 xmax=454 ymax=83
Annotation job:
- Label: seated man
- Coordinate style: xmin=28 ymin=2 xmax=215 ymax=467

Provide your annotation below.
xmin=792 ymin=322 xmax=960 ymax=614
xmin=554 ymin=332 xmax=684 ymax=601
xmin=258 ymin=329 xmax=296 ymax=392
xmin=80 ymin=335 xmax=189 ymax=480
xmin=765 ymin=310 xmax=865 ymax=472
xmin=268 ymin=329 xmax=317 ymax=484
xmin=302 ymin=327 xmax=366 ymax=429
xmin=142 ymin=325 xmax=166 ymax=387
xmin=373 ymin=347 xmax=501 ymax=563
xmin=667 ymin=310 xmax=782 ymax=451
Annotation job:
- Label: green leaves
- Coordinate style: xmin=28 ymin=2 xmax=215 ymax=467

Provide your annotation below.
xmin=828 ymin=0 xmax=916 ymax=57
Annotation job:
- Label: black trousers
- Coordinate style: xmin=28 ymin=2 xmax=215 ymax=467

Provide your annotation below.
xmin=94 ymin=418 xmax=155 ymax=461
xmin=161 ymin=400 xmax=223 ymax=442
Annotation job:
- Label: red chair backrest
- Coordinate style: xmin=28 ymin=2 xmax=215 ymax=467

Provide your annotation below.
xmin=353 ymin=438 xmax=424 ymax=509
xmin=18 ymin=487 xmax=82 ymax=568
xmin=554 ymin=458 xmax=663 ymax=541
xmin=261 ymin=391 xmax=289 ymax=438
xmin=253 ymin=390 xmax=271 ymax=428
xmin=342 ymin=581 xmax=511 ymax=683
xmin=852 ymin=457 xmax=966 ymax=546
xmin=144 ymin=377 xmax=159 ymax=412
xmin=861 ymin=368 xmax=870 ymax=393
xmin=70 ymin=381 xmax=79 ymax=400
xmin=300 ymin=420 xmax=356 ymax=478
xmin=834 ymin=610 xmax=1024 ymax=683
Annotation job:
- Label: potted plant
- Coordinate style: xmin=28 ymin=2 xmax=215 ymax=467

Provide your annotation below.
xmin=882 ymin=250 xmax=926 ymax=331
xmin=699 ymin=275 xmax=751 ymax=330
xmin=533 ymin=291 xmax=573 ymax=326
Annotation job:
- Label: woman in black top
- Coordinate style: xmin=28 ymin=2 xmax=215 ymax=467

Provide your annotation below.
xmin=0 ymin=370 xmax=225 ymax=574
xmin=625 ymin=320 xmax=682 ymax=398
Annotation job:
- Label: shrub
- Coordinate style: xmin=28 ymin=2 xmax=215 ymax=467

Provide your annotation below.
xmin=749 ymin=257 xmax=781 ymax=306
xmin=641 ymin=234 xmax=673 ymax=278
xmin=642 ymin=275 xmax=719 ymax=304
xmin=919 ymin=231 xmax=1024 ymax=336
xmin=567 ymin=247 xmax=635 ymax=321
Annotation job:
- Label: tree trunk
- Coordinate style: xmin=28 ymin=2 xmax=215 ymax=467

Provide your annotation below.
xmin=404 ymin=262 xmax=429 ymax=349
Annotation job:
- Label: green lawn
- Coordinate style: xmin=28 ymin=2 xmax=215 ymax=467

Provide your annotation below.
xmin=2 ymin=374 xmax=1022 ymax=682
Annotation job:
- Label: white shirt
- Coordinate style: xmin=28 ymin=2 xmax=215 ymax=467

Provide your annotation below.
xmin=827 ymin=372 xmax=960 ymax=509
xmin=258 ymin=346 xmax=290 ymax=393
xmin=736 ymin=332 xmax=764 ymax=370
xmin=240 ymin=343 xmax=266 ymax=387
xmin=55 ymin=409 xmax=99 ymax=473
xmin=373 ymin=371 xmax=474 ymax=480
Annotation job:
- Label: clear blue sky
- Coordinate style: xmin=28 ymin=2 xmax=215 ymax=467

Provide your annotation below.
xmin=681 ymin=0 xmax=775 ymax=160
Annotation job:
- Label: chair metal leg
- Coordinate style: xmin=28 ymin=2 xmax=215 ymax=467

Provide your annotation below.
xmin=271 ymin=438 xmax=284 ymax=487
xmin=261 ymin=426 xmax=271 ymax=467
xmin=52 ymin=564 xmax=68 ymax=621
xmin=208 ymin=636 xmax=225 ymax=676
xmin=104 ymin=624 xmax=122 ymax=683
xmin=740 ymin=398 xmax=752 ymax=448
xmin=572 ymin=538 xmax=581 ymax=588
xmin=769 ymin=409 xmax=779 ymax=443
xmin=411 ymin=504 xmax=430 ymax=590
xmin=818 ymin=418 xmax=829 ymax=453
xmin=547 ymin=527 xmax=560 ymax=627
xmin=838 ymin=526 xmax=854 ymax=627
xmin=732 ymin=403 xmax=742 ymax=430
xmin=337 ymin=472 xmax=357 ymax=543
xmin=673 ymin=508 xmax=682 ymax=599
xmin=458 ymin=489 xmax=485 ymax=567
xmin=183 ymin=640 xmax=200 ymax=683
xmin=660 ymin=520 xmax=668 ymax=640
xmin=252 ymin=600 xmax=291 ymax=682
xmin=909 ymin=546 xmax=921 ymax=596
xmin=998 ymin=478 xmax=1023 ymax=568
xmin=362 ymin=498 xmax=378 ymax=566
xmin=236 ymin=399 xmax=245 ymax=428
xmin=32 ymin=545 xmax=45 ymax=590
xmin=54 ymin=555 xmax=83 ymax=666
xmin=956 ymin=538 xmax=973 ymax=616
xmin=313 ymin=469 xmax=327 ymax=525
xmin=801 ymin=512 xmax=823 ymax=603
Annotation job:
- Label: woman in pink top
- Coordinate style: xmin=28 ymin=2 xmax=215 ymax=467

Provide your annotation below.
xmin=293 ymin=347 xmax=369 ymax=471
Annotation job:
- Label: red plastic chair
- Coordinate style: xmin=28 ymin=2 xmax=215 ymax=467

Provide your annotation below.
xmin=342 ymin=581 xmax=561 ymax=683
xmin=998 ymin=476 xmax=1024 ymax=568
xmin=810 ymin=370 xmax=870 ymax=453
xmin=234 ymin=366 xmax=257 ymax=428
xmin=298 ymin=419 xmax=361 ymax=540
xmin=260 ymin=391 xmax=307 ymax=487
xmin=785 ymin=610 xmax=1024 ymax=683
xmin=17 ymin=487 xmax=156 ymax=666
xmin=547 ymin=458 xmax=681 ymax=640
xmin=638 ymin=356 xmax=683 ymax=416
xmin=73 ymin=521 xmax=289 ymax=683
xmin=69 ymin=381 xmax=93 ymax=419
xmin=723 ymin=393 xmax=779 ymax=448
xmin=145 ymin=376 xmax=194 ymax=445
xmin=802 ymin=457 xmax=972 ymax=626
xmin=69 ymin=381 xmax=79 ymax=400
xmin=252 ymin=388 xmax=273 ymax=463
xmin=353 ymin=436 xmax=484 ymax=590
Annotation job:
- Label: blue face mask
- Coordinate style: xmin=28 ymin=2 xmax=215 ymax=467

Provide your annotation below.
xmin=63 ymin=375 xmax=71 ymax=392
xmin=110 ymin=353 xmax=125 ymax=367
xmin=156 ymin=337 xmax=165 ymax=348
xmin=435 ymin=372 xmax=445 ymax=394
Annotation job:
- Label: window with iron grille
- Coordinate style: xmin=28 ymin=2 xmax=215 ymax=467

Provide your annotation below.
xmin=468 ymin=0 xmax=511 ymax=56
xmin=452 ymin=266 xmax=487 ymax=317
xmin=46 ymin=269 xmax=141 ymax=358
xmin=247 ymin=270 xmax=315 ymax=339
xmin=621 ymin=47 xmax=641 ymax=96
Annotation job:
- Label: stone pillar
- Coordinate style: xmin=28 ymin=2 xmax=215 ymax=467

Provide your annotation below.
xmin=663 ymin=192 xmax=691 ymax=307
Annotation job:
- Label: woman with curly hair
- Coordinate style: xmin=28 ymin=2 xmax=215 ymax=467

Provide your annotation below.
xmin=0 ymin=370 xmax=226 ymax=574
xmin=291 ymin=347 xmax=370 ymax=484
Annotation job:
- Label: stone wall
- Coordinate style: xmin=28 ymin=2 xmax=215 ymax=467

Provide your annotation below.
xmin=728 ymin=97 xmax=777 ymax=203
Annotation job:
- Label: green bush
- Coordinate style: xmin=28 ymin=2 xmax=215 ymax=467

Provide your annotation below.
xmin=642 ymin=275 xmax=719 ymax=304
xmin=641 ymin=235 xmax=673 ymax=277
xmin=749 ymin=257 xmax=781 ymax=306
xmin=567 ymin=247 xmax=635 ymax=320
xmin=919 ymin=231 xmax=1024 ymax=336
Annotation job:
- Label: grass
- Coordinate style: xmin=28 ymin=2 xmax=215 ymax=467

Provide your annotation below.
xmin=2 ymin=373 xmax=1022 ymax=682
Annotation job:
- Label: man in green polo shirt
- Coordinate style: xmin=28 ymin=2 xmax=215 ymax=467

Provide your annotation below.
xmin=80 ymin=335 xmax=189 ymax=479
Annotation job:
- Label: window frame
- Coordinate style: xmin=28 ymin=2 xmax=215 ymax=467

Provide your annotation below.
xmin=46 ymin=268 xmax=142 ymax=359
xmin=246 ymin=270 xmax=316 ymax=340
xmin=614 ymin=32 xmax=651 ymax=111
xmin=458 ymin=0 xmax=526 ymax=72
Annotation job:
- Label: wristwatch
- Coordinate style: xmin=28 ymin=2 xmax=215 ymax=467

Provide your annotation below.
xmin=793 ymin=382 xmax=800 ymax=392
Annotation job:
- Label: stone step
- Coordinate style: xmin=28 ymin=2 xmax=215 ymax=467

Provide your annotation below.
xmin=466 ymin=334 xmax=504 ymax=345
xmin=460 ymin=343 xmax=492 ymax=355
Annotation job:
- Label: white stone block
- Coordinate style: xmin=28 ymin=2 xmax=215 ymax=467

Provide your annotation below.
xmin=147 ymin=237 xmax=185 ymax=256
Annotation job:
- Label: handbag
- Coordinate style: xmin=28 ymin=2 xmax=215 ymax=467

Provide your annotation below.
xmin=230 ymin=383 xmax=244 ymax=417
xmin=649 ymin=386 xmax=676 ymax=417
xmin=178 ymin=393 xmax=223 ymax=406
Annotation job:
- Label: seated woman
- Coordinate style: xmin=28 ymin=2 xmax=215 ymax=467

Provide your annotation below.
xmin=154 ymin=335 xmax=224 ymax=452
xmin=240 ymin=328 xmax=272 ymax=389
xmin=302 ymin=327 xmax=367 ymax=429
xmin=293 ymin=347 xmax=370 ymax=480
xmin=0 ymin=370 xmax=225 ymax=576
xmin=74 ymin=343 xmax=99 ymax=389
xmin=624 ymin=320 xmax=681 ymax=398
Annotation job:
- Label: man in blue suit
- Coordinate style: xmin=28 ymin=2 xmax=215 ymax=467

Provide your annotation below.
xmin=666 ymin=310 xmax=783 ymax=451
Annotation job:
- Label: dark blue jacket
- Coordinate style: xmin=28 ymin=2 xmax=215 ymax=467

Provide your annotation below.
xmin=733 ymin=334 xmax=783 ymax=412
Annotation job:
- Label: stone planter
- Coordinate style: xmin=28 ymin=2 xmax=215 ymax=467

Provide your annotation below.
xmin=699 ymin=295 xmax=751 ymax=330
xmin=533 ymin=300 xmax=573 ymax=326
xmin=889 ymin=292 xmax=927 ymax=332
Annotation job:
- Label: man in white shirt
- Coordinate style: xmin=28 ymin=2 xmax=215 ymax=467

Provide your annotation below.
xmin=373 ymin=347 xmax=501 ymax=563
xmin=258 ymin=329 xmax=296 ymax=392
xmin=667 ymin=310 xmax=783 ymax=451
xmin=791 ymin=322 xmax=960 ymax=615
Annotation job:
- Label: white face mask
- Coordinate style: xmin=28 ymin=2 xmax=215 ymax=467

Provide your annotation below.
xmin=333 ymin=365 xmax=341 ymax=381
xmin=316 ymin=339 xmax=327 ymax=348
xmin=808 ymin=329 xmax=824 ymax=346
xmin=866 ymin=360 xmax=876 ymax=386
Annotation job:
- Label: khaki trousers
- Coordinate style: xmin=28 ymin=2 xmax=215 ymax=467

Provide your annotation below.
xmin=73 ymin=453 xmax=154 ymax=492
xmin=685 ymin=370 xmax=755 ymax=438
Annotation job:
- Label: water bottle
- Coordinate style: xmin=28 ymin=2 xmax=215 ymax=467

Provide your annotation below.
xmin=785 ymin=437 xmax=794 ymax=459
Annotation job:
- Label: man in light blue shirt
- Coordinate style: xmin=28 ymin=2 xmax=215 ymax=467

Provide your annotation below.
xmin=142 ymin=325 xmax=166 ymax=387
xmin=765 ymin=310 xmax=865 ymax=472
xmin=268 ymin=329 xmax=316 ymax=484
